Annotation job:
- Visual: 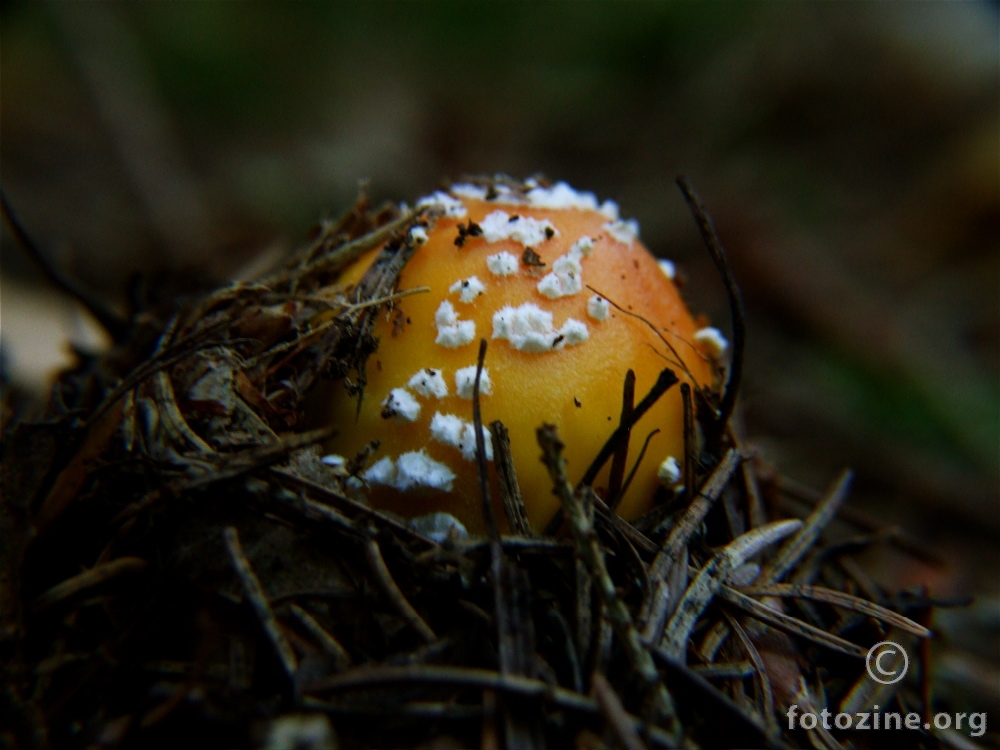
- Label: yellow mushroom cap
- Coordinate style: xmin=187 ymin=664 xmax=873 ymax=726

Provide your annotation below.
xmin=327 ymin=181 xmax=720 ymax=534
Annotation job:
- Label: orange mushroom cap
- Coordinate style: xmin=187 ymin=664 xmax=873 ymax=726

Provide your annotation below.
xmin=327 ymin=180 xmax=723 ymax=534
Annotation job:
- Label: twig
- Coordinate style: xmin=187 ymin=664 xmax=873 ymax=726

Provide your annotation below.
xmin=682 ymin=382 xmax=695 ymax=500
xmin=1 ymin=187 xmax=127 ymax=339
xmin=287 ymin=604 xmax=351 ymax=671
xmin=29 ymin=557 xmax=147 ymax=614
xmin=592 ymin=672 xmax=649 ymax=750
xmin=537 ymin=424 xmax=681 ymax=740
xmin=606 ymin=370 xmax=636 ymax=510
xmin=363 ymin=537 xmax=436 ymax=644
xmin=616 ymin=429 xmax=661 ymax=507
xmin=676 ymin=177 xmax=746 ymax=434
xmin=472 ymin=339 xmax=498 ymax=541
xmin=489 ymin=420 xmax=532 ymax=536
xmin=759 ymin=470 xmax=852 ymax=585
xmin=543 ymin=366 xmax=679 ymax=537
xmin=223 ymin=527 xmax=298 ymax=683
xmin=579 ymin=368 xmax=680 ymax=488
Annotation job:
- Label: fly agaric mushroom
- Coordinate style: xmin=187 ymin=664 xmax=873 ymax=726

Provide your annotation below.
xmin=327 ymin=179 xmax=724 ymax=534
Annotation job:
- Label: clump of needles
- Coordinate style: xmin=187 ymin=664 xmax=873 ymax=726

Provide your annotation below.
xmin=0 ymin=178 xmax=951 ymax=750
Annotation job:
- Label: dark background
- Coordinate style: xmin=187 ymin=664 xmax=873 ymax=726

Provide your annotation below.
xmin=2 ymin=0 xmax=997 ymax=718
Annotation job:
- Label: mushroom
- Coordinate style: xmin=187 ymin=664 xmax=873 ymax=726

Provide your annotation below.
xmin=328 ymin=180 xmax=721 ymax=534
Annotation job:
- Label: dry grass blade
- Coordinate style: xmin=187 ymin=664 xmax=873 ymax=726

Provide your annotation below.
xmin=760 ymin=469 xmax=853 ymax=585
xmin=717 ymin=585 xmax=868 ymax=659
xmin=223 ymin=526 xmax=298 ymax=683
xmin=660 ymin=520 xmax=802 ymax=659
xmin=738 ymin=583 xmax=931 ymax=637
xmin=364 ymin=537 xmax=436 ymax=644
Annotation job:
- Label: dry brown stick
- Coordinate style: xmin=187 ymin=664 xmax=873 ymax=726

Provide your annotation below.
xmin=287 ymin=604 xmax=351 ymax=671
xmin=681 ymin=382 xmax=695 ymax=500
xmin=759 ymin=469 xmax=852 ymax=584
xmin=28 ymin=557 xmax=148 ymax=614
xmin=305 ymin=664 xmax=680 ymax=749
xmin=490 ymin=420 xmax=532 ymax=536
xmin=617 ymin=428 xmax=661 ymax=504
xmin=543 ymin=366 xmax=679 ymax=536
xmin=363 ymin=537 xmax=436 ymax=644
xmin=592 ymin=672 xmax=649 ymax=750
xmin=537 ymin=424 xmax=681 ymax=741
xmin=717 ymin=585 xmax=868 ymax=659
xmin=676 ymin=177 xmax=746 ymax=434
xmin=472 ymin=339 xmax=498 ymax=542
xmin=736 ymin=583 xmax=931 ymax=637
xmin=579 ymin=368 xmax=680 ymax=488
xmin=223 ymin=527 xmax=298 ymax=682
xmin=606 ymin=370 xmax=636 ymax=511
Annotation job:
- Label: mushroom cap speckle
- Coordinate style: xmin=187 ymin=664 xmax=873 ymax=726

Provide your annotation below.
xmin=328 ymin=186 xmax=718 ymax=533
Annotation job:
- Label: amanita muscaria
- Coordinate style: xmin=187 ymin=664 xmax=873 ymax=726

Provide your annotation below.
xmin=327 ymin=179 xmax=727 ymax=534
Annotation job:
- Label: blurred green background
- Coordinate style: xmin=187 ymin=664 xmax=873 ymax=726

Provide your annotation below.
xmin=1 ymin=0 xmax=997 ymax=712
